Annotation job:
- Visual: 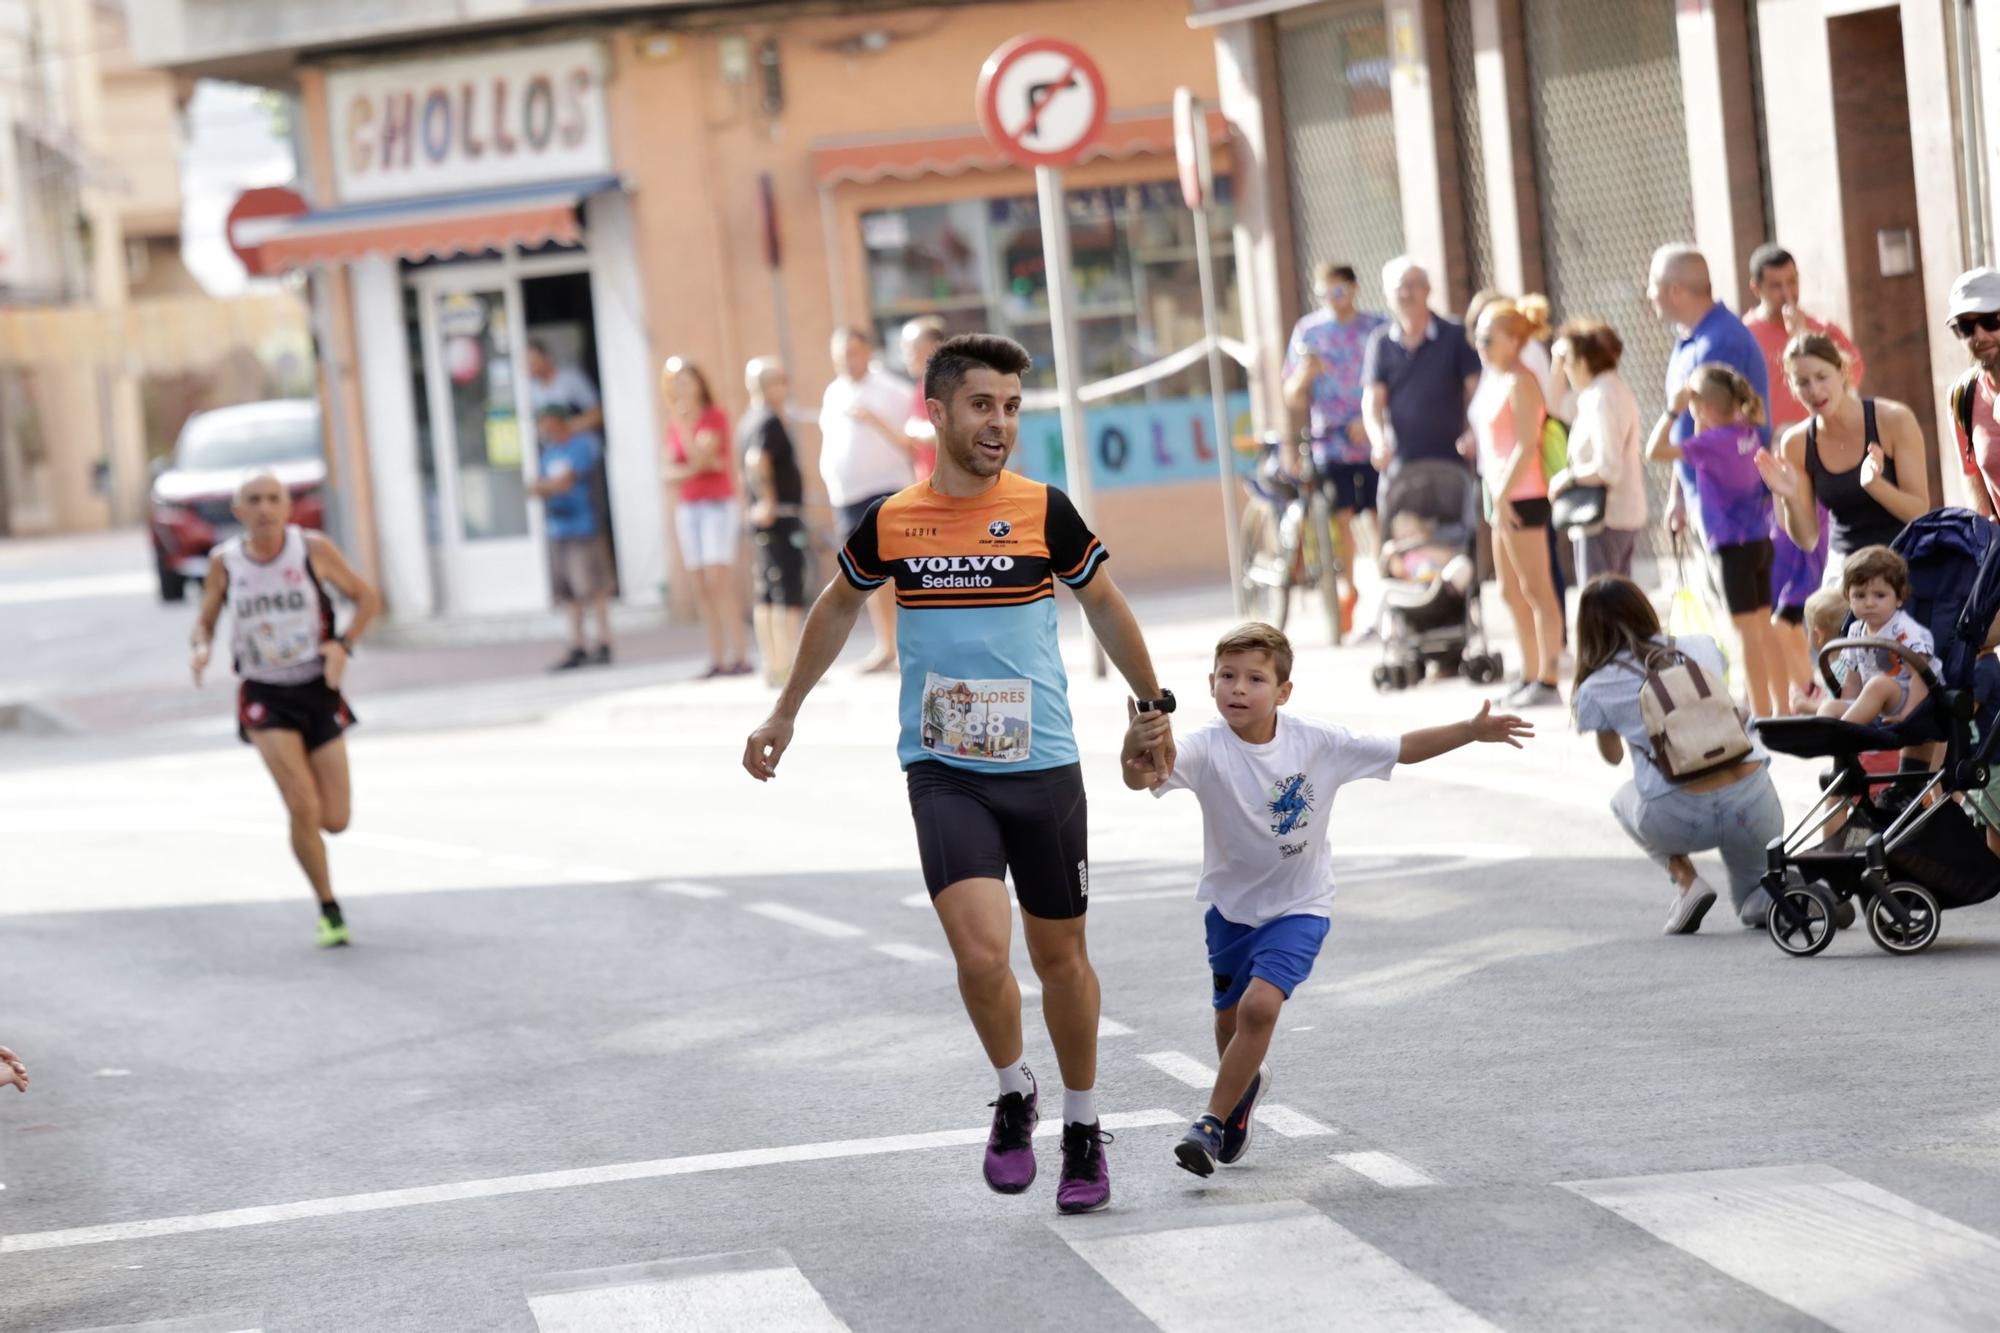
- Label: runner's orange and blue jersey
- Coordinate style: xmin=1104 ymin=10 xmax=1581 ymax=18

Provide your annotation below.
xmin=838 ymin=471 xmax=1107 ymax=772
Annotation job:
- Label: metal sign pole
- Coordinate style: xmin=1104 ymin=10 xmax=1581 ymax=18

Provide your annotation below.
xmin=1189 ymin=119 xmax=1246 ymax=618
xmin=1035 ymin=164 xmax=1107 ymax=678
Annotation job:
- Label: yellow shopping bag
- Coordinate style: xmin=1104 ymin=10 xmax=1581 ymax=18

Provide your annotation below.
xmin=1668 ymin=534 xmax=1735 ymax=687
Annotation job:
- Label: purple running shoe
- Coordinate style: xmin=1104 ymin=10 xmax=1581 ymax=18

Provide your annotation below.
xmin=983 ymin=1087 xmax=1038 ymax=1194
xmin=1056 ymin=1121 xmax=1114 ymax=1213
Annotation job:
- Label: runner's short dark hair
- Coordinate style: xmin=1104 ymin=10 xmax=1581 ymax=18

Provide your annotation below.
xmin=924 ymin=334 xmax=1033 ymax=404
xmin=1313 ymin=262 xmax=1359 ymax=287
xmin=1749 ymin=243 xmax=1795 ymax=283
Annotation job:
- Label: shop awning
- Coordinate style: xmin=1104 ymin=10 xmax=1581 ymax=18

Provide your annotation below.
xmin=254 ymin=175 xmax=623 ymax=271
xmin=810 ymin=109 xmax=1226 ymax=188
xmin=1184 ymin=0 xmax=1325 ymax=27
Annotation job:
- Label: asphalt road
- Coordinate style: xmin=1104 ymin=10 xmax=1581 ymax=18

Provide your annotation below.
xmin=5 ymin=575 xmax=2000 ymax=1332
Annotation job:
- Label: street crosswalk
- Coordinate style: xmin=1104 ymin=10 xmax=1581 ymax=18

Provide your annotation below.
xmin=49 ymin=1164 xmax=2000 ymax=1332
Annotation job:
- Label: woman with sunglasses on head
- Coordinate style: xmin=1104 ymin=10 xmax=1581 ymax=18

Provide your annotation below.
xmin=1755 ymin=333 xmax=1934 ymax=571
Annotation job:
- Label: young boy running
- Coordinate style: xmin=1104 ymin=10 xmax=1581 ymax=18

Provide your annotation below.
xmin=1122 ymin=623 xmax=1531 ymax=1176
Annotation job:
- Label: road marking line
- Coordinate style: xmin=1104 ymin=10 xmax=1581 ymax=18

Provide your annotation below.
xmin=1053 ymin=1198 xmax=1501 ymax=1331
xmin=51 ymin=1317 xmax=261 ymax=1333
xmin=528 ymin=1249 xmax=848 ymax=1332
xmin=1139 ymin=1050 xmax=1215 ymax=1089
xmin=1316 ymin=929 xmax=1602 ymax=1007
xmin=1098 ymin=1017 xmax=1135 ymax=1037
xmin=742 ymin=902 xmax=867 ymax=939
xmin=872 ymin=942 xmax=944 ymax=963
xmin=899 ymin=891 xmax=930 ymax=909
xmin=1256 ymin=1106 xmax=1337 ymax=1138
xmin=654 ymin=881 xmax=728 ymax=900
xmin=1333 ymin=1151 xmax=1436 ymax=1187
xmin=1563 ymin=1164 xmax=2000 ymax=1333
xmin=1018 ymin=983 xmax=1041 ymax=1002
xmin=0 ymin=1110 xmax=1185 ymax=1254
xmin=566 ymin=864 xmax=645 ymax=883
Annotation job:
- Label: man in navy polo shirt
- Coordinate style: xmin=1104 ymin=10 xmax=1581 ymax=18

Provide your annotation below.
xmin=1649 ymin=244 xmax=1772 ymax=535
xmin=1362 ymin=256 xmax=1484 ymax=478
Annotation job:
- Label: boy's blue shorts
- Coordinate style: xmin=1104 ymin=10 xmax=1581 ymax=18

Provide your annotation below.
xmin=1204 ymin=907 xmax=1331 ymax=1011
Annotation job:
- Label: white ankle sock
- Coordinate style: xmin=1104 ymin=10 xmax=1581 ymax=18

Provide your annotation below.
xmin=996 ymin=1060 xmax=1035 ymax=1099
xmin=1063 ymin=1087 xmax=1096 ymax=1125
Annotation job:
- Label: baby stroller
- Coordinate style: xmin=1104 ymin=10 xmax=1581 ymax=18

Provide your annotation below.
xmin=1369 ymin=460 xmax=1502 ymax=691
xmin=1755 ymin=509 xmax=2000 ymax=957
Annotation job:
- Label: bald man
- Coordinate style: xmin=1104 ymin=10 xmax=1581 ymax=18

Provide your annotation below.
xmin=191 ymin=473 xmax=381 ymax=947
xmin=1649 ymin=244 xmax=1772 ymax=536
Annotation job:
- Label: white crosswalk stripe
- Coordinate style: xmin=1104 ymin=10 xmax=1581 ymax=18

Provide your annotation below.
xmin=1053 ymin=1199 xmax=1500 ymax=1332
xmin=1564 ymin=1163 xmax=2000 ymax=1333
xmin=1332 ymin=1150 xmax=1437 ymax=1187
xmin=53 ymin=1319 xmax=261 ymax=1333
xmin=529 ymin=1251 xmax=848 ymax=1332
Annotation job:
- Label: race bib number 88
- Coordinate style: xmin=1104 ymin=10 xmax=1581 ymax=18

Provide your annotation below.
xmin=920 ymin=672 xmax=1032 ymax=763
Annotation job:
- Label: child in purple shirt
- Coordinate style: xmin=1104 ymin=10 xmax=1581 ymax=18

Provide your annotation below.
xmin=1646 ymin=362 xmax=1787 ymax=718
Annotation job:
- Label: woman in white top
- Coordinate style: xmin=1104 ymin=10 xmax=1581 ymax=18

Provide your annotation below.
xmin=1548 ymin=318 xmax=1647 ymax=583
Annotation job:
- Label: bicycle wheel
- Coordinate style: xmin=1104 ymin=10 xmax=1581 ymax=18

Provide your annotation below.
xmin=1305 ymin=491 xmax=1343 ymax=645
xmin=1239 ymin=503 xmax=1292 ymax=630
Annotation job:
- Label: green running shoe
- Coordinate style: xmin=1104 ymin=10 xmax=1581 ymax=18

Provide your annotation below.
xmin=316 ymin=916 xmax=351 ymax=948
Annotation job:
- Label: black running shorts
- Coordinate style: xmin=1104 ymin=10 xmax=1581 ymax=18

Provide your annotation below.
xmin=1317 ymin=461 xmax=1379 ymax=515
xmin=1714 ymin=538 xmax=1776 ymax=615
xmin=238 ymin=677 xmax=355 ymax=752
xmin=906 ymin=760 xmax=1089 ymax=920
xmin=752 ymin=518 xmax=808 ymax=608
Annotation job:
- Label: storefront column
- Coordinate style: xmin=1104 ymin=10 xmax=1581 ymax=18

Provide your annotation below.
xmin=1469 ymin=0 xmax=1544 ymax=298
xmin=348 ymin=257 xmax=435 ymax=622
xmin=1676 ymin=0 xmax=1763 ymax=312
xmin=584 ymin=192 xmax=667 ymax=608
xmin=1755 ymin=2 xmax=1852 ymax=331
xmin=1385 ymin=0 xmax=1471 ymax=310
xmin=1902 ymin=0 xmax=1972 ymax=455
xmin=1211 ymin=18 xmax=1292 ymax=431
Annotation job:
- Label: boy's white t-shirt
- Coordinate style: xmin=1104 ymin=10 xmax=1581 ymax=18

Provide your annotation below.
xmin=1153 ymin=712 xmax=1399 ymax=927
xmin=1838 ymin=609 xmax=1935 ymax=684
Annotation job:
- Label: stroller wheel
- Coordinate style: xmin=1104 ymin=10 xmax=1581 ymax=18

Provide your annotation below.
xmin=1464 ymin=653 xmax=1499 ymax=686
xmin=1864 ymin=882 xmax=1941 ymax=955
xmin=1768 ymin=880 xmax=1838 ymax=957
xmin=1371 ymin=665 xmax=1394 ymax=694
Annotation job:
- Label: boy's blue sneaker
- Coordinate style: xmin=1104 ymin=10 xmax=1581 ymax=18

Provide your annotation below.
xmin=1174 ymin=1114 xmax=1225 ymax=1178
xmin=1218 ymin=1065 xmax=1270 ymax=1165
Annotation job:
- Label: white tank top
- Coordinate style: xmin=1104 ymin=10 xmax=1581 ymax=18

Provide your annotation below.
xmin=221 ymin=525 xmax=333 ymax=686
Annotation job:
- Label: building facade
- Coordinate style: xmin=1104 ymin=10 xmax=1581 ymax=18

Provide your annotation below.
xmin=1193 ymin=0 xmax=1995 ymax=515
xmin=133 ymin=0 xmax=1240 ymax=626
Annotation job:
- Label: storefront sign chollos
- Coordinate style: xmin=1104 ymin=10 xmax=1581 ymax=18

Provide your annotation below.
xmin=328 ymin=40 xmax=612 ymax=203
xmin=1015 ymin=393 xmax=1255 ymax=492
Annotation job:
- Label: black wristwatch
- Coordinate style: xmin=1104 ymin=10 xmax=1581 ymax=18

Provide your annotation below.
xmin=1136 ymin=689 xmax=1176 ymax=715
xmin=336 ymin=633 xmax=356 ymax=655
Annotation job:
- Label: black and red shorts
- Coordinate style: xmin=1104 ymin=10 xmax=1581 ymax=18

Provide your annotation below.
xmin=237 ymin=678 xmax=355 ymax=752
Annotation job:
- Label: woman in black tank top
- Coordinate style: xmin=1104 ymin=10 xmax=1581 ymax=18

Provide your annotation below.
xmin=1755 ymin=332 xmax=1934 ymax=566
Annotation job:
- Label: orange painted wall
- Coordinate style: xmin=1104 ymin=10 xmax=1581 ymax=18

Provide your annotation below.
xmin=602 ymin=0 xmax=1231 ymax=583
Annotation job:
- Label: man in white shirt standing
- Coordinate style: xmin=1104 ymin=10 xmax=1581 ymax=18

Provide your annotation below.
xmin=819 ymin=326 xmax=916 ymax=671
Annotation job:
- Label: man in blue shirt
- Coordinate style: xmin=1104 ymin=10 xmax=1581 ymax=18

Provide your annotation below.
xmin=1650 ymin=244 xmax=1772 ymax=535
xmin=530 ymin=405 xmax=613 ymax=669
xmin=1362 ymin=256 xmax=1484 ymax=477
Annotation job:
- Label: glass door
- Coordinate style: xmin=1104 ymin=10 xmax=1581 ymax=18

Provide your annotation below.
xmin=416 ymin=269 xmax=547 ymax=615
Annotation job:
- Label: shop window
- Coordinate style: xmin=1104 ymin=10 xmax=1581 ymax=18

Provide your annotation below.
xmin=861 ymin=178 xmax=1241 ymax=399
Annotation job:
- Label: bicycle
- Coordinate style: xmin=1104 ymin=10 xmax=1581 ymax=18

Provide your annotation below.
xmin=1237 ymin=432 xmax=1344 ymax=644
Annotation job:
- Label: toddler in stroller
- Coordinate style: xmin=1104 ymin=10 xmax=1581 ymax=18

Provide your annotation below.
xmin=1755 ymin=509 xmax=2000 ymax=956
xmin=1370 ymin=461 xmax=1502 ymax=692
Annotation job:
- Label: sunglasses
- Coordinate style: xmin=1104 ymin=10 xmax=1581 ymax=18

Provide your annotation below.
xmin=1952 ymin=312 xmax=2000 ymax=338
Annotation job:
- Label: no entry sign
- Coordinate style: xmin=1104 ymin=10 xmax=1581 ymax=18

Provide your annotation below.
xmin=976 ymin=36 xmax=1108 ymax=170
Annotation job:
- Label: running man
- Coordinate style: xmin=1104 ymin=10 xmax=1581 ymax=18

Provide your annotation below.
xmin=192 ymin=473 xmax=381 ymax=947
xmin=744 ymin=334 xmax=1176 ymax=1214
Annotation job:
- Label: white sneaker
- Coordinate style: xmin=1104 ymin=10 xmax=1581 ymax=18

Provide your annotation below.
xmin=1664 ymin=877 xmax=1717 ymax=934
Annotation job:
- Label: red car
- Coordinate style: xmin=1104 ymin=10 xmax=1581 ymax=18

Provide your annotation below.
xmin=150 ymin=399 xmax=325 ymax=601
